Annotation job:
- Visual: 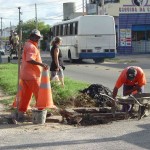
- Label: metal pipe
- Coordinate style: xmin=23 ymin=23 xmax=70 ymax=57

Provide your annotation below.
xmin=130 ymin=95 xmax=143 ymax=106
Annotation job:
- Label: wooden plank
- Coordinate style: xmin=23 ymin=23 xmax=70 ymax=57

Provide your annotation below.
xmin=134 ymin=93 xmax=150 ymax=98
xmin=118 ymin=96 xmax=150 ymax=105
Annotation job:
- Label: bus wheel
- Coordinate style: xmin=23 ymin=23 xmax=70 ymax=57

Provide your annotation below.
xmin=78 ymin=58 xmax=82 ymax=63
xmin=68 ymin=51 xmax=73 ymax=63
xmin=93 ymin=58 xmax=104 ymax=64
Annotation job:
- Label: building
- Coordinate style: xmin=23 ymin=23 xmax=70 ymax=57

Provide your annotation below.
xmin=88 ymin=0 xmax=150 ymax=54
xmin=0 ymin=26 xmax=16 ymax=39
xmin=63 ymin=2 xmax=85 ymax=21
xmin=118 ymin=0 xmax=150 ymax=54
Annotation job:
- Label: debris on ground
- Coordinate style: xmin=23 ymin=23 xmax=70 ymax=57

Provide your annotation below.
xmin=79 ymin=84 xmax=113 ymax=107
xmin=0 ymin=84 xmax=150 ymax=126
xmin=59 ymin=107 xmax=128 ymax=126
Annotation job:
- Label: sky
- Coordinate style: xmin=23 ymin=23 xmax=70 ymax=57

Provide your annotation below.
xmin=0 ymin=0 xmax=85 ymax=28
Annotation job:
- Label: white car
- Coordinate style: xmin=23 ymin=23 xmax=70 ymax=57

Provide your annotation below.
xmin=0 ymin=48 xmax=5 ymax=55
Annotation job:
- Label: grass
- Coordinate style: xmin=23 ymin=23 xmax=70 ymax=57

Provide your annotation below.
xmin=0 ymin=64 xmax=18 ymax=95
xmin=0 ymin=63 xmax=89 ymax=107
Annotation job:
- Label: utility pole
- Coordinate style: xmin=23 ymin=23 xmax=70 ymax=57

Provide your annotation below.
xmin=96 ymin=0 xmax=99 ymax=15
xmin=10 ymin=21 xmax=12 ymax=33
xmin=85 ymin=0 xmax=87 ymax=14
xmin=82 ymin=0 xmax=85 ymax=15
xmin=101 ymin=0 xmax=104 ymax=15
xmin=35 ymin=3 xmax=38 ymax=29
xmin=1 ymin=17 xmax=2 ymax=37
xmin=16 ymin=6 xmax=22 ymax=110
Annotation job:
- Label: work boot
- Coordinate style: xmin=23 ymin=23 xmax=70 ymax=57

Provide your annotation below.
xmin=122 ymin=104 xmax=131 ymax=112
xmin=17 ymin=111 xmax=25 ymax=122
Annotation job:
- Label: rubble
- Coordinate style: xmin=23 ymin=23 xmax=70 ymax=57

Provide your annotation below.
xmin=79 ymin=84 xmax=113 ymax=107
xmin=0 ymin=85 xmax=150 ymax=126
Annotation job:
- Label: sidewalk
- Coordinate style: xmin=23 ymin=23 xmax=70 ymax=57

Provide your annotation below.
xmin=115 ymin=54 xmax=150 ymax=64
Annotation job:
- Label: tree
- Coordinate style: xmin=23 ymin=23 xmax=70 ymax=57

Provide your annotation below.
xmin=16 ymin=19 xmax=51 ymax=50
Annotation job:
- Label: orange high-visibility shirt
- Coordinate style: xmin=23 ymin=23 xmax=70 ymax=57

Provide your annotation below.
xmin=115 ymin=66 xmax=146 ymax=89
xmin=20 ymin=40 xmax=42 ymax=80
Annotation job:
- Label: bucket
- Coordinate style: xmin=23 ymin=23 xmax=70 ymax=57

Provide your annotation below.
xmin=32 ymin=109 xmax=47 ymax=124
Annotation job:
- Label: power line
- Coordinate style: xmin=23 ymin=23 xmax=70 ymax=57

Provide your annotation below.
xmin=0 ymin=0 xmax=81 ymax=10
xmin=0 ymin=0 xmax=83 ymax=27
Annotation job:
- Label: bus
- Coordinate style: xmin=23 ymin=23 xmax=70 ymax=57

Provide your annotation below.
xmin=51 ymin=15 xmax=116 ymax=63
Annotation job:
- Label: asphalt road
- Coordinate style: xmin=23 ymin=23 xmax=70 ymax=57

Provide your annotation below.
xmin=1 ymin=51 xmax=150 ymax=95
xmin=0 ymin=117 xmax=150 ymax=150
xmin=0 ymin=52 xmax=150 ymax=150
xmin=64 ymin=60 xmax=150 ymax=95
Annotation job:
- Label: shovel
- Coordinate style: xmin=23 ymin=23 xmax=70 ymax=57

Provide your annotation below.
xmin=130 ymin=95 xmax=144 ymax=120
xmin=99 ymin=93 xmax=117 ymax=117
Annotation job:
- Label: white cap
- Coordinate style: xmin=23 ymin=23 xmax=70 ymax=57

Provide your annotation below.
xmin=31 ymin=29 xmax=41 ymax=37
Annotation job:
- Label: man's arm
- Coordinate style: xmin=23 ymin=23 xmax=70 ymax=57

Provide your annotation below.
xmin=112 ymin=87 xmax=118 ymax=99
xmin=124 ymin=85 xmax=142 ymax=96
xmin=112 ymin=87 xmax=119 ymax=106
xmin=27 ymin=60 xmax=49 ymax=70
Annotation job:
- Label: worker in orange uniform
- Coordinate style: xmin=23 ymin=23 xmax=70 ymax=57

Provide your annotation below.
xmin=17 ymin=29 xmax=49 ymax=122
xmin=112 ymin=66 xmax=146 ymax=112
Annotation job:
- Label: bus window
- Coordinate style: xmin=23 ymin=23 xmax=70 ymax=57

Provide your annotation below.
xmin=65 ymin=24 xmax=68 ymax=35
xmin=60 ymin=25 xmax=63 ymax=36
xmin=56 ymin=25 xmax=59 ymax=36
xmin=70 ymin=23 xmax=73 ymax=35
xmin=52 ymin=26 xmax=56 ymax=36
xmin=63 ymin=25 xmax=65 ymax=36
xmin=68 ymin=24 xmax=70 ymax=35
xmin=75 ymin=22 xmax=78 ymax=35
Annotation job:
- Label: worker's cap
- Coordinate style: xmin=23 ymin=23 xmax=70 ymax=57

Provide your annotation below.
xmin=31 ymin=29 xmax=41 ymax=37
xmin=126 ymin=67 xmax=137 ymax=80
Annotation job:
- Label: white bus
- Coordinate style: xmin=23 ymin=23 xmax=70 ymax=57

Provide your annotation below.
xmin=51 ymin=15 xmax=116 ymax=63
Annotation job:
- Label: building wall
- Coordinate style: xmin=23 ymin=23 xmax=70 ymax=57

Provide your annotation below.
xmin=97 ymin=0 xmax=150 ymax=54
xmin=99 ymin=0 xmax=132 ymax=16
xmin=118 ymin=13 xmax=150 ymax=54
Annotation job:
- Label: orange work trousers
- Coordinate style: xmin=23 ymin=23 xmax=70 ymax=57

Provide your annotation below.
xmin=19 ymin=79 xmax=40 ymax=112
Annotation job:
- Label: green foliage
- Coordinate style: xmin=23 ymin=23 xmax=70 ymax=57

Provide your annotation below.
xmin=0 ymin=98 xmax=14 ymax=107
xmin=0 ymin=64 xmax=89 ymax=107
xmin=48 ymin=77 xmax=89 ymax=106
xmin=0 ymin=64 xmax=18 ymax=95
xmin=16 ymin=19 xmax=51 ymax=43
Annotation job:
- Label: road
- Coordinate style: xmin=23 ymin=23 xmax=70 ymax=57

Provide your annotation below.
xmin=0 ymin=117 xmax=150 ymax=150
xmin=1 ymin=51 xmax=150 ymax=94
xmin=0 ymin=52 xmax=150 ymax=150
xmin=64 ymin=58 xmax=150 ymax=95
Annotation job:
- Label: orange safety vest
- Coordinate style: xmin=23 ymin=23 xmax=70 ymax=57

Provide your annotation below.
xmin=20 ymin=40 xmax=42 ymax=80
xmin=115 ymin=66 xmax=146 ymax=89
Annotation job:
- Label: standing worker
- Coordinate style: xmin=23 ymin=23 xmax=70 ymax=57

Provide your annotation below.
xmin=17 ymin=29 xmax=49 ymax=121
xmin=50 ymin=36 xmax=65 ymax=87
xmin=12 ymin=32 xmax=19 ymax=57
xmin=12 ymin=32 xmax=19 ymax=49
xmin=112 ymin=66 xmax=146 ymax=112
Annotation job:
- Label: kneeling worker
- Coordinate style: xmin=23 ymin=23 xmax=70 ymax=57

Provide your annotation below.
xmin=112 ymin=66 xmax=146 ymax=112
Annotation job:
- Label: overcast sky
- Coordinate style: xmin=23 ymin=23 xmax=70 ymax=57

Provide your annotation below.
xmin=0 ymin=0 xmax=85 ymax=28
